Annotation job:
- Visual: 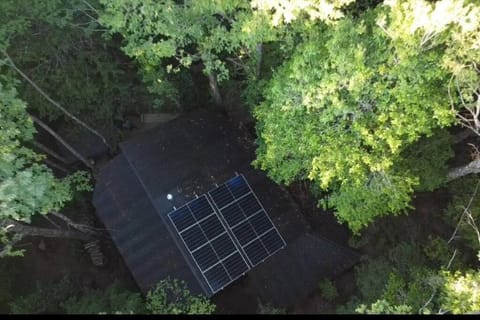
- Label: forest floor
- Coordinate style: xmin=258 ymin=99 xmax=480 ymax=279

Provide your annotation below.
xmin=0 ymin=112 xmax=456 ymax=314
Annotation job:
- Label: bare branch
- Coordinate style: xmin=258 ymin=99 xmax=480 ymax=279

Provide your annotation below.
xmin=44 ymin=158 xmax=69 ymax=173
xmin=2 ymin=218 xmax=91 ymax=241
xmin=33 ymin=141 xmax=69 ymax=164
xmin=2 ymin=50 xmax=112 ymax=151
xmin=448 ymin=179 xmax=480 ymax=243
xmin=50 ymin=212 xmax=103 ymax=237
xmin=30 ymin=114 xmax=94 ymax=170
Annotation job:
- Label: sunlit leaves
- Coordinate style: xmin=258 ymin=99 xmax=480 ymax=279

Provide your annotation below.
xmin=439 ymin=270 xmax=480 ymax=314
xmin=254 ymin=8 xmax=456 ymax=233
xmin=0 ymin=80 xmax=89 ymax=224
xmin=251 ymin=0 xmax=355 ymax=26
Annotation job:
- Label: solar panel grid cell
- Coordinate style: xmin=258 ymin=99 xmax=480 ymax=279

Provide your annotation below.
xmin=167 ymin=195 xmax=250 ymax=294
xmin=209 ymin=185 xmax=234 ymax=209
xmin=204 ymin=264 xmax=230 ymax=292
xmin=223 ymin=253 xmax=249 ymax=278
xmin=261 ymin=229 xmax=285 ymax=254
xmin=169 ymin=207 xmax=195 ymax=231
xmin=220 ymin=203 xmax=246 ymax=227
xmin=209 ymin=174 xmax=286 ymax=268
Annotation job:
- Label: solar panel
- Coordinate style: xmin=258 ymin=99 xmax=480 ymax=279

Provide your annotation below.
xmin=208 ymin=175 xmax=286 ymax=267
xmin=167 ymin=195 xmax=250 ymax=294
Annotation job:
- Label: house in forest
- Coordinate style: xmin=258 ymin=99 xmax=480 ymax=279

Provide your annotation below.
xmin=92 ymin=110 xmax=360 ymax=309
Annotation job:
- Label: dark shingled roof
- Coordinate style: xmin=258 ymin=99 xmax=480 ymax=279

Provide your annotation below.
xmin=93 ymin=110 xmax=360 ymax=307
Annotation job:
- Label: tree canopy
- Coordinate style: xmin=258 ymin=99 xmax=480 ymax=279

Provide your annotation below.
xmin=254 ymin=0 xmax=479 ymax=232
xmin=1 ymin=0 xmax=480 ymax=315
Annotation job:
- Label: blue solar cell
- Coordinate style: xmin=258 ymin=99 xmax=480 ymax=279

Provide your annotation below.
xmin=209 ymin=184 xmax=234 ymax=209
xmin=181 ymin=225 xmax=207 ymax=251
xmin=244 ymin=239 xmax=268 ymax=266
xmin=249 ymin=210 xmax=273 ymax=236
xmin=188 ymin=196 xmax=213 ymax=221
xmin=261 ymin=229 xmax=285 ymax=254
xmin=168 ymin=174 xmax=285 ymax=294
xmin=192 ymin=244 xmax=219 ymax=271
xmin=232 ymin=221 xmax=257 ymax=246
xmin=204 ymin=264 xmax=230 ymax=292
xmin=169 ymin=207 xmax=195 ymax=232
xmin=238 ymin=194 xmax=262 ymax=217
xmin=220 ymin=203 xmax=246 ymax=227
xmin=223 ymin=253 xmax=249 ymax=279
xmin=199 ymin=215 xmax=224 ymax=240
xmin=226 ymin=175 xmax=250 ymax=199
xmin=211 ymin=233 xmax=236 ymax=259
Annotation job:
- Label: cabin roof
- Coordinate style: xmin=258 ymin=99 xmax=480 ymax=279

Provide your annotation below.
xmin=93 ymin=110 xmax=360 ymax=307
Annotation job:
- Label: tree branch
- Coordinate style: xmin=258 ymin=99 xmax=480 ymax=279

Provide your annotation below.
xmin=29 ymin=114 xmax=94 ymax=170
xmin=33 ymin=141 xmax=69 ymax=164
xmin=50 ymin=212 xmax=103 ymax=237
xmin=2 ymin=49 xmax=112 ymax=151
xmin=1 ymin=218 xmax=91 ymax=241
xmin=44 ymin=158 xmax=69 ymax=173
xmin=447 ymin=158 xmax=480 ymax=182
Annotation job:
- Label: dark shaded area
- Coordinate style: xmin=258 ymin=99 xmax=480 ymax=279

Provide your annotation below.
xmin=93 ymin=110 xmax=360 ymax=310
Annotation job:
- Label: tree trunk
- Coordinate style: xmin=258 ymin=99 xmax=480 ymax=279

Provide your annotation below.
xmin=30 ymin=114 xmax=94 ymax=170
xmin=447 ymin=158 xmax=480 ymax=181
xmin=2 ymin=219 xmax=91 ymax=241
xmin=207 ymin=73 xmax=223 ymax=108
xmin=50 ymin=211 xmax=102 ymax=237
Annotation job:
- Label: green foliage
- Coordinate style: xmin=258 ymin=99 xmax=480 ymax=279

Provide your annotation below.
xmin=397 ymin=129 xmax=454 ymax=192
xmin=423 ymin=236 xmax=461 ymax=268
xmin=0 ymin=80 xmax=87 ymax=225
xmin=9 ymin=274 xmax=77 ymax=314
xmin=253 ymin=1 xmax=473 ymax=233
xmin=61 ymin=281 xmax=146 ymax=314
xmin=349 ymin=235 xmax=480 ymax=314
xmin=356 ymin=299 xmax=412 ymax=314
xmin=445 ymin=175 xmax=480 ymax=251
xmin=99 ymin=0 xmax=259 ymax=107
xmin=145 ymin=278 xmax=215 ymax=315
xmin=251 ymin=0 xmax=355 ymax=26
xmin=439 ymin=269 xmax=480 ymax=314
xmin=99 ymin=1 xmax=357 ymax=109
xmin=0 ymin=0 xmax=150 ymax=145
xmin=351 ymin=241 xmax=447 ymax=313
xmin=9 ymin=275 xmax=145 ymax=315
xmin=0 ymin=256 xmax=22 ymax=312
xmin=354 ymin=258 xmax=394 ymax=303
xmin=318 ymin=279 xmax=339 ymax=301
xmin=257 ymin=302 xmax=286 ymax=314
xmin=381 ymin=0 xmax=480 ymax=133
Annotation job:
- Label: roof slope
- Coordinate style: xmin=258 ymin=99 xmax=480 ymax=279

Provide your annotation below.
xmin=93 ymin=110 xmax=360 ymax=307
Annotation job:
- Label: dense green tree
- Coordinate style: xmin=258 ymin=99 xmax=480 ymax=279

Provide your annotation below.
xmin=0 ymin=0 xmax=149 ymax=146
xmin=61 ymin=281 xmax=146 ymax=314
xmin=146 ymin=278 xmax=215 ymax=315
xmin=439 ymin=269 xmax=480 ymax=314
xmin=98 ymin=0 xmax=355 ymax=109
xmin=10 ymin=276 xmax=145 ymax=314
xmin=0 ymin=79 xmax=92 ymax=257
xmin=9 ymin=277 xmax=214 ymax=315
xmin=254 ymin=0 xmax=480 ymax=233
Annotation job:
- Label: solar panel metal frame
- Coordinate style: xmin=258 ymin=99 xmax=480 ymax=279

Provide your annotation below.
xmin=207 ymin=174 xmax=287 ymax=267
xmin=167 ymin=194 xmax=250 ymax=294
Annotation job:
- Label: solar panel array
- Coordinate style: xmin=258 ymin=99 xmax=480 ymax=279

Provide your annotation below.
xmin=168 ymin=195 xmax=250 ymax=293
xmin=167 ymin=174 xmax=286 ymax=294
xmin=208 ymin=175 xmax=286 ymax=267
